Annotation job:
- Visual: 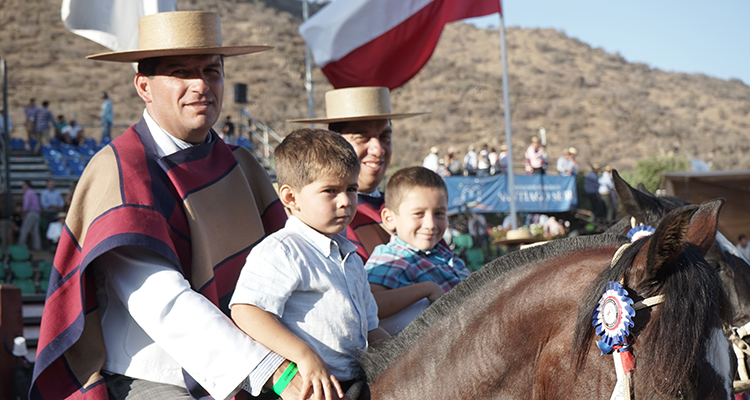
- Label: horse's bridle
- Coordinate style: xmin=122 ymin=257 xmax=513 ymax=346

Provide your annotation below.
xmin=729 ymin=321 xmax=750 ymax=392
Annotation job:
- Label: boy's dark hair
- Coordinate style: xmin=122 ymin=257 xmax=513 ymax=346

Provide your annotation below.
xmin=385 ymin=166 xmax=448 ymax=213
xmin=275 ymin=128 xmax=360 ymax=190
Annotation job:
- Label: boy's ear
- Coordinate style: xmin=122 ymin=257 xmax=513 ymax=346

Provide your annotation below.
xmin=381 ymin=207 xmax=397 ymax=232
xmin=278 ymin=184 xmax=299 ymax=211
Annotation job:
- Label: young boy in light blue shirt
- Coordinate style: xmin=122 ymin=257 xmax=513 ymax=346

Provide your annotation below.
xmin=230 ymin=129 xmax=389 ymax=400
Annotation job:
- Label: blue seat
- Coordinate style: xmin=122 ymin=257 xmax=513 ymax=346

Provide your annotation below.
xmin=100 ymin=136 xmax=112 ymax=148
xmin=84 ymin=137 xmax=97 ymax=148
xmin=49 ymin=137 xmax=61 ymax=148
xmin=236 ymin=136 xmax=253 ymax=149
xmin=59 ymin=144 xmax=80 ymax=159
xmin=68 ymin=158 xmax=86 ymax=176
xmin=42 ymin=145 xmax=63 ymax=161
xmin=29 ymin=138 xmax=38 ymax=150
xmin=49 ymin=159 xmax=71 ymax=177
xmin=77 ymin=144 xmax=97 ymax=159
xmin=10 ymin=138 xmax=26 ymax=150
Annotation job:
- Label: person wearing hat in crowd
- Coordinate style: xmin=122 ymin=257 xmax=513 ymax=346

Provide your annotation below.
xmin=556 ymin=146 xmax=579 ymax=176
xmin=100 ymin=91 xmax=114 ymax=140
xmin=30 ymin=11 xmax=304 ymax=400
xmin=496 ymin=144 xmax=508 ymax=174
xmin=422 ymin=146 xmax=440 ymax=172
xmin=445 ymin=146 xmax=462 ymax=176
xmin=525 ymin=136 xmax=546 ymax=174
xmin=463 ymin=144 xmax=478 ymax=176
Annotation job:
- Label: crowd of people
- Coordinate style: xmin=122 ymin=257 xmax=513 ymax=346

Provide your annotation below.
xmin=8 ymin=179 xmax=75 ymax=252
xmin=13 ymin=92 xmax=113 ymax=149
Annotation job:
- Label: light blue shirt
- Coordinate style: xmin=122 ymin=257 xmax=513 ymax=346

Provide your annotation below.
xmin=230 ymin=216 xmax=379 ymax=380
xmin=101 ymin=99 xmax=114 ymax=123
xmin=40 ymin=189 xmax=65 ymax=211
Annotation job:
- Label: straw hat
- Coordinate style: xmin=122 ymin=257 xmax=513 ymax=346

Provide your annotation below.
xmin=289 ymin=87 xmax=426 ymax=124
xmin=568 ymin=147 xmax=578 ymax=155
xmin=87 ymin=11 xmax=272 ymax=62
xmin=493 ymin=229 xmax=545 ymax=246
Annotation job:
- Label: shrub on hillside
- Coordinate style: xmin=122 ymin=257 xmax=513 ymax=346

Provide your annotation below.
xmin=620 ymin=155 xmax=690 ymax=193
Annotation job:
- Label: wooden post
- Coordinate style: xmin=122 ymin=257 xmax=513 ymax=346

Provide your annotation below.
xmin=0 ymin=284 xmax=24 ymax=400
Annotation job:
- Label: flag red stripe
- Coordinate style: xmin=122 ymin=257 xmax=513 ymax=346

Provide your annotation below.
xmin=321 ymin=0 xmax=500 ymax=89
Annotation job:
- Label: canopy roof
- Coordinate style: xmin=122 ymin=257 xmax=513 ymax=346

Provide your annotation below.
xmin=663 ymin=170 xmax=750 ymax=243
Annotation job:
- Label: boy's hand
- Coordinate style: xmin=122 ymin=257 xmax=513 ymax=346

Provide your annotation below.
xmin=296 ymin=351 xmax=345 ymax=400
xmin=423 ymin=281 xmax=445 ymax=302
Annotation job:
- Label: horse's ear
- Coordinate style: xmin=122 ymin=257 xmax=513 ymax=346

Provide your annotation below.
xmin=613 ymin=169 xmax=657 ymax=224
xmin=642 ymin=205 xmax=699 ymax=278
xmin=686 ymin=199 xmax=725 ymax=257
xmin=636 ymin=183 xmax=651 ymax=195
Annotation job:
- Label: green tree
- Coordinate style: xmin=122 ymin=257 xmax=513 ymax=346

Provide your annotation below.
xmin=620 ymin=155 xmax=690 ymax=193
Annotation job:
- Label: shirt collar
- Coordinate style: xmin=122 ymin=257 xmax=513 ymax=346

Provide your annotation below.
xmin=142 ymin=109 xmax=212 ymax=157
xmin=286 ymin=216 xmax=357 ymax=258
xmin=390 ymin=234 xmax=441 ymax=255
xmin=358 ymin=189 xmax=382 ymax=198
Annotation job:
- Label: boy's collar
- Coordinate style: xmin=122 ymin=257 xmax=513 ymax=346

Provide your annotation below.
xmin=287 ymin=216 xmax=356 ymax=258
xmin=390 ymin=234 xmax=439 ymax=255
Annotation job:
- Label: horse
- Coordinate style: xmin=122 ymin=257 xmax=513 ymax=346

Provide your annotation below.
xmin=361 ymin=200 xmax=734 ymax=399
xmin=610 ymin=170 xmax=750 ymax=392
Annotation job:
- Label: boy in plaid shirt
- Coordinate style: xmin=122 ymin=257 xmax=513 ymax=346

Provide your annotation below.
xmin=365 ymin=167 xmax=470 ymax=333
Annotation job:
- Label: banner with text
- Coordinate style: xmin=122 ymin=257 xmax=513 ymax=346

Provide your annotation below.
xmin=445 ymin=174 xmax=577 ymax=214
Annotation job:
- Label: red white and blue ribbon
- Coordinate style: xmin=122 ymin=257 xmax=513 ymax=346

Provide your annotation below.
xmin=627 ymin=225 xmax=655 ymax=242
xmin=592 ymin=281 xmax=635 ymax=355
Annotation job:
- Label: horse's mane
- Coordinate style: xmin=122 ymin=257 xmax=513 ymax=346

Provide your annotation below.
xmin=361 ymin=233 xmax=628 ymax=382
xmin=571 ymin=237 xmax=730 ymax=396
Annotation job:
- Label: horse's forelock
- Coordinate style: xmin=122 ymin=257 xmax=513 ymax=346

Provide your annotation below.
xmin=362 ymin=234 xmax=628 ymax=382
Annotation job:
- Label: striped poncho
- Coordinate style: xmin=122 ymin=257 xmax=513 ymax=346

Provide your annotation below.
xmin=30 ymin=120 xmax=286 ymax=399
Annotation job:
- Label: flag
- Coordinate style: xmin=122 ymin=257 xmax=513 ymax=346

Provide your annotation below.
xmin=300 ymin=0 xmax=501 ymax=90
xmin=61 ymin=0 xmax=177 ymax=53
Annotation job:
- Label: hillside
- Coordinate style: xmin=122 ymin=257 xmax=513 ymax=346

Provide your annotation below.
xmin=1 ymin=0 xmax=749 ymax=173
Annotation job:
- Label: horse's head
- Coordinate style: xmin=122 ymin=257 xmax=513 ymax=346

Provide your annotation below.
xmin=613 ymin=170 xmax=750 ymax=327
xmin=575 ymin=199 xmax=734 ymax=399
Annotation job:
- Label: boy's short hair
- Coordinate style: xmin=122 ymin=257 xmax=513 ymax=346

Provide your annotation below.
xmin=385 ymin=166 xmax=448 ymax=213
xmin=275 ymin=128 xmax=360 ymax=190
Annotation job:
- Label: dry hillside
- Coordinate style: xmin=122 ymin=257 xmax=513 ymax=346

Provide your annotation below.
xmin=1 ymin=0 xmax=749 ymax=173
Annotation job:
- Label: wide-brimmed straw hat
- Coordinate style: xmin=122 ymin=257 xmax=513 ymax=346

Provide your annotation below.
xmin=87 ymin=11 xmax=272 ymax=62
xmin=289 ymin=87 xmax=426 ymax=124
xmin=493 ymin=229 xmax=545 ymax=246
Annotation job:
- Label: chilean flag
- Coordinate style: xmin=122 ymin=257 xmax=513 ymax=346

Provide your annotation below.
xmin=300 ymin=0 xmax=501 ymax=90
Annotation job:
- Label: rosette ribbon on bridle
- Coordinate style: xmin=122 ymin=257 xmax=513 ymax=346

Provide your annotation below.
xmin=592 ymin=281 xmax=635 ymax=359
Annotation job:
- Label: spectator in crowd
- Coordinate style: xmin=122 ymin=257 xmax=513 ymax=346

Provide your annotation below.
xmin=61 ymin=120 xmax=84 ymax=145
xmin=585 ymin=164 xmax=604 ymax=221
xmin=33 ymin=100 xmax=56 ymax=149
xmin=18 ymin=180 xmax=41 ymax=250
xmin=476 ymin=144 xmax=491 ymax=177
xmin=556 ymin=146 xmax=579 ymax=176
xmin=100 ymin=91 xmax=113 ymax=140
xmin=463 ymin=144 xmax=478 ymax=176
xmin=55 ymin=115 xmax=69 ymax=133
xmin=737 ymin=234 xmax=750 ymax=260
xmin=7 ymin=203 xmax=23 ymax=244
xmin=366 ymin=167 xmax=469 ymax=334
xmin=497 ymin=144 xmax=508 ymax=174
xmin=46 ymin=211 xmax=67 ymax=248
xmin=423 ymin=146 xmax=440 ymax=172
xmin=525 ymin=136 xmax=546 ymax=174
xmin=488 ymin=147 xmax=499 ymax=175
xmin=445 ymin=146 xmax=462 ymax=176
xmin=222 ymin=115 xmax=236 ymax=144
xmin=435 ymin=159 xmax=451 ymax=178
xmin=231 ymin=129 xmax=388 ymax=399
xmin=31 ymin=11 xmax=302 ymax=399
xmin=23 ymin=98 xmax=38 ymax=142
xmin=40 ymin=179 xmax=66 ymax=222
xmin=468 ymin=211 xmax=489 ymax=253
xmin=598 ymin=165 xmax=615 ymax=223
xmin=0 ymin=107 xmax=12 ymax=137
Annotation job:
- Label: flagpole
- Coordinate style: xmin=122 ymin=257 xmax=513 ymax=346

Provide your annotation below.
xmin=2 ymin=59 xmax=10 ymax=217
xmin=498 ymin=7 xmax=517 ymax=229
xmin=302 ymin=0 xmax=315 ymax=121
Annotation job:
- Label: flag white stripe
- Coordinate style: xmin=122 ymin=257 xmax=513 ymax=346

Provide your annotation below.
xmin=300 ymin=0 xmax=434 ymax=67
xmin=61 ymin=0 xmax=177 ymax=52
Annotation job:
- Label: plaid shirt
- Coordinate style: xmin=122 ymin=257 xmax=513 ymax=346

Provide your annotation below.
xmin=33 ymin=107 xmax=55 ymax=133
xmin=365 ymin=235 xmax=469 ymax=292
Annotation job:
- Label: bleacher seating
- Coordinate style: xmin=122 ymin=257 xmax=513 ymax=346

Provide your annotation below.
xmin=10 ymin=137 xmax=26 ymax=150
xmin=236 ymin=136 xmax=254 ymax=149
xmin=67 ymin=158 xmax=86 ymax=176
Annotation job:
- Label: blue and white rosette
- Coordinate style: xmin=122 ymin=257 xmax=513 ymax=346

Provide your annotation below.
xmin=627 ymin=225 xmax=655 ymax=242
xmin=591 ymin=281 xmax=635 ymax=355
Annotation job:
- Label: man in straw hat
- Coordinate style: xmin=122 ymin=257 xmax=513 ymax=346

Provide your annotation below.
xmin=555 ymin=146 xmax=578 ymax=176
xmin=31 ymin=11 xmax=313 ymax=400
xmin=291 ymin=87 xmax=438 ymax=323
